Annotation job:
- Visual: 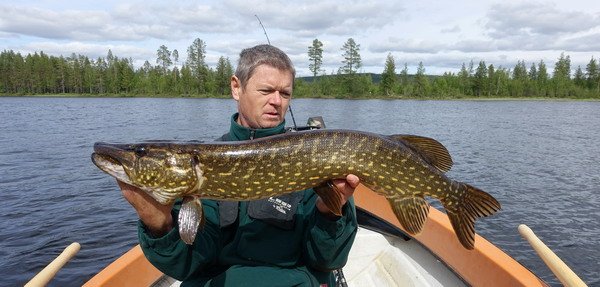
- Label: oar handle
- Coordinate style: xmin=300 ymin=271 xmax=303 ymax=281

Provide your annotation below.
xmin=518 ymin=224 xmax=587 ymax=287
xmin=25 ymin=242 xmax=81 ymax=287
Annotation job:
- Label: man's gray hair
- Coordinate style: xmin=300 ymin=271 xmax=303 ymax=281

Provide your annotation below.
xmin=235 ymin=44 xmax=295 ymax=89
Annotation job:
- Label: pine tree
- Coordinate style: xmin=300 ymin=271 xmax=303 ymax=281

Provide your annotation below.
xmin=308 ymin=39 xmax=324 ymax=77
xmin=380 ymin=53 xmax=397 ymax=96
xmin=473 ymin=60 xmax=488 ymax=97
xmin=186 ymin=38 xmax=208 ymax=93
xmin=340 ymin=38 xmax=361 ymax=74
xmin=488 ymin=64 xmax=496 ymax=97
xmin=414 ymin=62 xmax=429 ymax=97
xmin=458 ymin=63 xmax=470 ymax=95
xmin=399 ymin=63 xmax=409 ymax=96
xmin=585 ymin=56 xmax=599 ymax=92
xmin=574 ymin=66 xmax=585 ymax=87
xmin=552 ymin=53 xmax=572 ymax=97
xmin=215 ymin=56 xmax=233 ymax=96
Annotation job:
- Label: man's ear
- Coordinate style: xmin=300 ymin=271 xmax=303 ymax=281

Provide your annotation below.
xmin=231 ymin=75 xmax=241 ymax=101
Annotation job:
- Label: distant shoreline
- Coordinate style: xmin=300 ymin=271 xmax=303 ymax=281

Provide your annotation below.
xmin=2 ymin=94 xmax=599 ymax=102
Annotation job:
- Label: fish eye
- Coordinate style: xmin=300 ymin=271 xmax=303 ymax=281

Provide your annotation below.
xmin=134 ymin=146 xmax=147 ymax=157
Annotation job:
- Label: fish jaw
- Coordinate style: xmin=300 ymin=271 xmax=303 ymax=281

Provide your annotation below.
xmin=91 ymin=152 xmax=133 ymax=185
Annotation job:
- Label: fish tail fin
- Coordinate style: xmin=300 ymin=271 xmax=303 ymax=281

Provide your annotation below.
xmin=445 ymin=183 xmax=501 ymax=249
xmin=178 ymin=196 xmax=205 ymax=245
xmin=388 ymin=197 xmax=430 ymax=234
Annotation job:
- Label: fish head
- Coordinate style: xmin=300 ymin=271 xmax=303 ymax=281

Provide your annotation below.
xmin=92 ymin=142 xmax=201 ymax=201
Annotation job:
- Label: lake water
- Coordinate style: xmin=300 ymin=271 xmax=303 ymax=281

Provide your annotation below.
xmin=0 ymin=97 xmax=598 ymax=286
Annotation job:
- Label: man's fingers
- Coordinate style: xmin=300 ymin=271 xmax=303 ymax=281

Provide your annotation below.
xmin=346 ymin=174 xmax=360 ymax=188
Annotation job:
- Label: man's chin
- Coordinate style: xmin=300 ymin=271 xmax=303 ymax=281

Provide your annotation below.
xmin=260 ymin=115 xmax=283 ymax=127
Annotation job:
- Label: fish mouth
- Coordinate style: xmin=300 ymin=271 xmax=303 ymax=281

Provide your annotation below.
xmin=91 ymin=142 xmax=133 ymax=185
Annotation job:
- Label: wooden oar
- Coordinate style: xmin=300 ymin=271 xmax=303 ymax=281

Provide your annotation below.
xmin=25 ymin=242 xmax=81 ymax=287
xmin=518 ymin=224 xmax=587 ymax=287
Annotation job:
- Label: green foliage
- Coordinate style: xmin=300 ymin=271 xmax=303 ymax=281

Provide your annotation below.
xmin=473 ymin=61 xmax=488 ymax=97
xmin=380 ymin=53 xmax=397 ymax=97
xmin=586 ymin=57 xmax=599 ymax=93
xmin=1 ymin=42 xmax=599 ymax=99
xmin=215 ymin=56 xmax=233 ymax=96
xmin=186 ymin=38 xmax=209 ymax=94
xmin=340 ymin=38 xmax=361 ymax=74
xmin=414 ymin=62 xmax=429 ymax=98
xmin=308 ymin=39 xmax=324 ymax=77
xmin=156 ymin=45 xmax=172 ymax=72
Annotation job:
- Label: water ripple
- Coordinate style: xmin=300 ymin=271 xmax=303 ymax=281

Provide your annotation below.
xmin=1 ymin=98 xmax=598 ymax=286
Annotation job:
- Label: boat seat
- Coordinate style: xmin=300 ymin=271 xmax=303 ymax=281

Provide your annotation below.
xmin=344 ymin=228 xmax=466 ymax=287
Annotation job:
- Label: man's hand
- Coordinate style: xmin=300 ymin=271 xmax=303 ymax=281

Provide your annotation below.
xmin=118 ymin=181 xmax=174 ymax=237
xmin=315 ymin=174 xmax=360 ymax=217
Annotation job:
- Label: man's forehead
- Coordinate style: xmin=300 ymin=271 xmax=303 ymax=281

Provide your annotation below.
xmin=249 ymin=65 xmax=294 ymax=84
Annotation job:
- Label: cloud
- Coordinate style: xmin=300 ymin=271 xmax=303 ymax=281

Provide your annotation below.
xmin=224 ymin=0 xmax=404 ymax=37
xmin=21 ymin=41 xmax=153 ymax=62
xmin=485 ymin=2 xmax=600 ymax=38
xmin=0 ymin=5 xmax=111 ymax=40
xmin=0 ymin=2 xmax=237 ymax=42
xmin=441 ymin=25 xmax=461 ymax=33
xmin=1 ymin=0 xmax=598 ymax=77
xmin=554 ymin=32 xmax=600 ymax=52
xmin=370 ymin=37 xmax=445 ymax=54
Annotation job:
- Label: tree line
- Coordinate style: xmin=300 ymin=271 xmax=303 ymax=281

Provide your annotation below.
xmin=0 ymin=38 xmax=233 ymax=97
xmin=296 ymin=38 xmax=600 ymax=99
xmin=1 ymin=37 xmax=599 ymax=99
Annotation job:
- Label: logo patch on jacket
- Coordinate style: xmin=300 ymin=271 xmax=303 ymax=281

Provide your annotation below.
xmin=268 ymin=197 xmax=292 ymax=214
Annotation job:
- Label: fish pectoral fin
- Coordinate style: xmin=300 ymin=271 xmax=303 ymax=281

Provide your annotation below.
xmin=387 ymin=197 xmax=430 ymax=234
xmin=178 ymin=196 xmax=205 ymax=245
xmin=445 ymin=183 xmax=501 ymax=249
xmin=313 ymin=181 xmax=344 ymax=216
xmin=388 ymin=134 xmax=453 ymax=173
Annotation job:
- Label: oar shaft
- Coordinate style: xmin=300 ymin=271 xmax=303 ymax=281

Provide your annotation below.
xmin=518 ymin=225 xmax=587 ymax=287
xmin=25 ymin=242 xmax=81 ymax=287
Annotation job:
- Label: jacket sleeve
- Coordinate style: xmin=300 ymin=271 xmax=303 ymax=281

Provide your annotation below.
xmin=303 ymin=193 xmax=358 ymax=271
xmin=138 ymin=200 xmax=221 ymax=281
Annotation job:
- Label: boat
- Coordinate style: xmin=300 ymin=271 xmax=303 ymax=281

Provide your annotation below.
xmin=82 ymin=185 xmax=550 ymax=287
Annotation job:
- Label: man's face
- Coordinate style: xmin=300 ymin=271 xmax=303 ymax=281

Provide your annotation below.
xmin=231 ymin=64 xmax=293 ymax=129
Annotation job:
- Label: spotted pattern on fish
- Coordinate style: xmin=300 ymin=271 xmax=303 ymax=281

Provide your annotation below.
xmin=92 ymin=129 xmax=500 ymax=249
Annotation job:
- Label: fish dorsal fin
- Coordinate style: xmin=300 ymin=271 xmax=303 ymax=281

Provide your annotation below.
xmin=387 ymin=197 xmax=430 ymax=234
xmin=388 ymin=134 xmax=453 ymax=173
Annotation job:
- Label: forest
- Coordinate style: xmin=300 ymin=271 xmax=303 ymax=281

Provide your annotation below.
xmin=1 ymin=38 xmax=599 ymax=99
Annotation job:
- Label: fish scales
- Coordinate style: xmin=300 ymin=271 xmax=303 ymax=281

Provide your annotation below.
xmin=92 ymin=129 xmax=500 ymax=249
xmin=198 ymin=131 xmax=436 ymax=199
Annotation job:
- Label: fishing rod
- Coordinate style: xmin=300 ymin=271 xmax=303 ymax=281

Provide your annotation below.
xmin=255 ymin=14 xmax=299 ymax=130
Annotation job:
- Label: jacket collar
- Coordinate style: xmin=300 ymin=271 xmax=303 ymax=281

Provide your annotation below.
xmin=228 ymin=113 xmax=286 ymax=141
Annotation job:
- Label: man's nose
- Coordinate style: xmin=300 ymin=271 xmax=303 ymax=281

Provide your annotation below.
xmin=269 ymin=91 xmax=282 ymax=105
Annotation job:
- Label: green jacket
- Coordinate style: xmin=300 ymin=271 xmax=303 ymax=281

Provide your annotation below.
xmin=138 ymin=113 xmax=358 ymax=287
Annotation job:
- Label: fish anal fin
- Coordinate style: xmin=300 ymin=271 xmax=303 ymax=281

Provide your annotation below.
xmin=178 ymin=196 xmax=204 ymax=245
xmin=445 ymin=183 xmax=501 ymax=249
xmin=314 ymin=181 xmax=344 ymax=216
xmin=387 ymin=197 xmax=430 ymax=234
xmin=388 ymin=134 xmax=453 ymax=173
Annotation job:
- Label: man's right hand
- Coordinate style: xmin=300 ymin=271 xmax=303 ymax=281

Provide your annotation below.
xmin=118 ymin=181 xmax=174 ymax=237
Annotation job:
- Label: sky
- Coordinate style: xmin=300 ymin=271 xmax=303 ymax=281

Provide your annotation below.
xmin=1 ymin=0 xmax=599 ymax=77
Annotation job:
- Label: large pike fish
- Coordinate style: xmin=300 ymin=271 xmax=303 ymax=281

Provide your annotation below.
xmin=91 ymin=129 xmax=500 ymax=249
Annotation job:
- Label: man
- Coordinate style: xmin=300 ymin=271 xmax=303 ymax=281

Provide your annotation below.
xmin=119 ymin=44 xmax=359 ymax=286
